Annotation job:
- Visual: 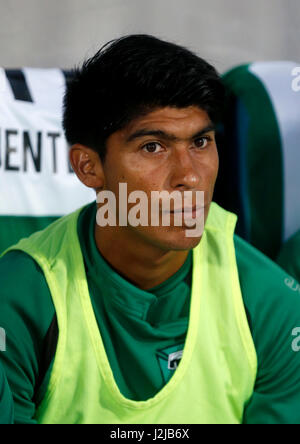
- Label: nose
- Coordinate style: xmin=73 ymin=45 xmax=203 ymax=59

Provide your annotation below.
xmin=169 ymin=147 xmax=201 ymax=191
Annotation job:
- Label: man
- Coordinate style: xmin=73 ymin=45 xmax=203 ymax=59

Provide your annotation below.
xmin=277 ymin=231 xmax=300 ymax=283
xmin=0 ymin=362 xmax=13 ymax=424
xmin=1 ymin=34 xmax=300 ymax=424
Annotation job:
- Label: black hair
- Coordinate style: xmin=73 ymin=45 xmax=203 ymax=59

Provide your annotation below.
xmin=63 ymin=34 xmax=224 ymax=160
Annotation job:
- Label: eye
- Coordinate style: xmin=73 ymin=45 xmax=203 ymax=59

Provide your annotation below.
xmin=142 ymin=142 xmax=163 ymax=153
xmin=193 ymin=136 xmax=211 ymax=149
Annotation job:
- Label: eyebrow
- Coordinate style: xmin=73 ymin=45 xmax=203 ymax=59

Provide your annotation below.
xmin=126 ymin=125 xmax=216 ymax=143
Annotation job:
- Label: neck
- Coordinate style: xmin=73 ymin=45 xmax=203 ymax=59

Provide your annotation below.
xmin=94 ymin=225 xmax=189 ymax=290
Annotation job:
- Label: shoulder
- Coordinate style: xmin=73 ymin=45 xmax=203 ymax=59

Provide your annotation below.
xmin=0 ymin=249 xmax=54 ymax=340
xmin=234 ymin=234 xmax=300 ymax=360
xmin=277 ymin=230 xmax=300 ymax=282
xmin=234 ymin=233 xmax=300 ymax=307
xmin=235 ymin=233 xmax=300 ymax=313
xmin=0 ymin=249 xmax=51 ymax=296
xmin=1 ymin=248 xmax=48 ymax=282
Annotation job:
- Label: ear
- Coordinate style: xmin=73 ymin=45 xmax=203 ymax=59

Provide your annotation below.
xmin=69 ymin=144 xmax=105 ymax=191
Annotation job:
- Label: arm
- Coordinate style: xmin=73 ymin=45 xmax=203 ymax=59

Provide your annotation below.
xmin=0 ymin=362 xmax=14 ymax=424
xmin=0 ymin=251 xmax=55 ymax=424
xmin=235 ymin=235 xmax=300 ymax=424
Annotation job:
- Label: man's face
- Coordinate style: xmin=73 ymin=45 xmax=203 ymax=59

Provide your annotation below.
xmin=101 ymin=106 xmax=219 ymax=251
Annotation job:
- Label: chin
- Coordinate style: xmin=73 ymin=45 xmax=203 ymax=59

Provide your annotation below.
xmin=128 ymin=224 xmax=203 ymax=252
xmin=151 ymin=228 xmax=203 ymax=252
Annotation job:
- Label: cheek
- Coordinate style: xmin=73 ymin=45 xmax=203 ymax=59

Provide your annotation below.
xmin=198 ymin=148 xmax=219 ymax=185
xmin=213 ymin=150 xmax=219 ymax=181
xmin=118 ymin=158 xmax=165 ymax=192
xmin=102 ymin=155 xmax=132 ymax=192
xmin=103 ymin=158 xmax=161 ymax=199
xmin=207 ymin=146 xmax=219 ymax=183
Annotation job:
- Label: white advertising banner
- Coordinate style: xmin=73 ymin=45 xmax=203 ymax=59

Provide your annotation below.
xmin=0 ymin=68 xmax=95 ymax=217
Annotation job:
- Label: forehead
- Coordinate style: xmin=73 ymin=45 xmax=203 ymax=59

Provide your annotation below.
xmin=122 ymin=106 xmax=212 ymax=138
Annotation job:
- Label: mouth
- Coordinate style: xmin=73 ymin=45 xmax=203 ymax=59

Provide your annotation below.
xmin=166 ymin=205 xmax=207 ymax=218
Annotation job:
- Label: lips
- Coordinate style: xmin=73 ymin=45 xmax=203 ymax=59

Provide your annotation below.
xmin=170 ymin=206 xmax=203 ymax=214
xmin=163 ymin=206 xmax=206 ymax=222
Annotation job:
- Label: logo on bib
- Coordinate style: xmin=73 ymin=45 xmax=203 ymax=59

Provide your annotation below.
xmin=156 ymin=344 xmax=184 ymax=383
xmin=168 ymin=350 xmax=183 ymax=370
